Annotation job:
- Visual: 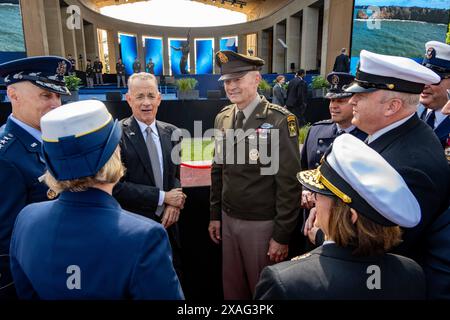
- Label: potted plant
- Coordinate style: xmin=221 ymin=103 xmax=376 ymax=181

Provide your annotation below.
xmin=310 ymin=75 xmax=329 ymax=98
xmin=175 ymin=77 xmax=199 ymax=100
xmin=258 ymin=79 xmax=272 ymax=99
xmin=63 ymin=74 xmax=82 ymax=102
xmin=298 ymin=123 xmax=311 ymax=151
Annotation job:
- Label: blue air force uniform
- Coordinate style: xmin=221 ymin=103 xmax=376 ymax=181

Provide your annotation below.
xmin=10 ymin=188 xmax=184 ymax=300
xmin=10 ymin=100 xmax=184 ymax=299
xmin=0 ymin=56 xmax=71 ymax=298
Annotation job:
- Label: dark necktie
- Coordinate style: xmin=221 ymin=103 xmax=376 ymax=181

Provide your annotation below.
xmin=235 ymin=110 xmax=245 ymax=130
xmin=425 ymin=110 xmax=436 ymax=129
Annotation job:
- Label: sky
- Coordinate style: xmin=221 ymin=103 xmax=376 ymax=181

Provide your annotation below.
xmin=100 ymin=0 xmax=247 ymax=27
xmin=356 ymin=0 xmax=450 ymax=9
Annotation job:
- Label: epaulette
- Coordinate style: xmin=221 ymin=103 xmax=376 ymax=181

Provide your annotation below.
xmin=312 ymin=119 xmax=334 ymax=126
xmin=268 ymin=104 xmax=292 ymax=116
xmin=218 ymin=104 xmax=233 ymax=114
xmin=291 ymin=252 xmax=312 ymax=261
xmin=0 ymin=132 xmax=16 ymax=154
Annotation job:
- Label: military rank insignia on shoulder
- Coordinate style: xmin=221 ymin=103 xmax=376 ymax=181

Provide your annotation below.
xmin=287 ymin=114 xmax=298 ymax=137
xmin=291 ymin=252 xmax=312 ymax=261
xmin=312 ymin=119 xmax=333 ymax=126
xmin=268 ymin=104 xmax=291 ymax=116
xmin=0 ymin=133 xmax=15 ymax=153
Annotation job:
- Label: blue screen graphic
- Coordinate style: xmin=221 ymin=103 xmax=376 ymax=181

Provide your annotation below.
xmin=170 ymin=39 xmax=189 ymax=75
xmin=220 ymin=37 xmax=238 ymax=52
xmin=144 ymin=38 xmax=163 ymax=75
xmin=195 ymin=39 xmax=213 ymax=74
xmin=119 ymin=34 xmax=138 ymax=75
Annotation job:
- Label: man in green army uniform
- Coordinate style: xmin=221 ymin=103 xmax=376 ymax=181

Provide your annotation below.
xmin=208 ymin=50 xmax=301 ymax=299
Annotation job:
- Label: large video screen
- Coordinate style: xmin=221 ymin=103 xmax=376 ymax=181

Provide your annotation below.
xmin=220 ymin=36 xmax=238 ymax=52
xmin=195 ymin=39 xmax=213 ymax=74
xmin=169 ymin=38 xmax=190 ymax=75
xmin=144 ymin=37 xmax=163 ymax=76
xmin=350 ymin=0 xmax=450 ymax=74
xmin=0 ymin=0 xmax=26 ymax=64
xmin=119 ymin=33 xmax=138 ymax=75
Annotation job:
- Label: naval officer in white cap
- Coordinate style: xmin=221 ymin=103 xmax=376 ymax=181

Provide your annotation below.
xmin=255 ymin=134 xmax=425 ymax=300
xmin=419 ymin=41 xmax=450 ymax=148
xmin=343 ymin=50 xmax=450 ymax=263
xmin=9 ymin=100 xmax=184 ymax=300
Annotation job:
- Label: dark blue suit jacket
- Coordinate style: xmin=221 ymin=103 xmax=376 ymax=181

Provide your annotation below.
xmin=0 ymin=118 xmax=48 ymax=298
xmin=300 ymin=120 xmax=367 ymax=170
xmin=10 ymin=188 xmax=184 ymax=300
xmin=418 ymin=106 xmax=450 ymax=148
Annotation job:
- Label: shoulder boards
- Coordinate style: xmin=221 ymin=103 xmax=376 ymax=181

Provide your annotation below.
xmin=312 ymin=119 xmax=334 ymax=126
xmin=291 ymin=252 xmax=312 ymax=261
xmin=0 ymin=133 xmax=16 ymax=153
xmin=268 ymin=104 xmax=292 ymax=116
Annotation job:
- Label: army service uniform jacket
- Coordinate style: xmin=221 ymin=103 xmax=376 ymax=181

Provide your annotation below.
xmin=0 ymin=118 xmax=49 ymax=298
xmin=255 ymin=243 xmax=426 ymax=300
xmin=210 ymin=97 xmax=301 ymax=244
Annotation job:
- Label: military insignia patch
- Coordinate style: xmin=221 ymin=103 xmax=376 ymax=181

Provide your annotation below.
xmin=249 ymin=148 xmax=259 ymax=161
xmin=287 ymin=115 xmax=297 ymax=137
xmin=291 ymin=252 xmax=312 ymax=261
xmin=331 ymin=74 xmax=339 ymax=85
xmin=217 ymin=52 xmax=229 ymax=64
xmin=426 ymin=47 xmax=436 ymax=60
xmin=47 ymin=189 xmax=58 ymax=200
xmin=56 ymin=61 xmax=67 ymax=76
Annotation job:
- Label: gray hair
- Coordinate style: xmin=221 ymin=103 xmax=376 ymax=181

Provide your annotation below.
xmin=127 ymin=72 xmax=159 ymax=91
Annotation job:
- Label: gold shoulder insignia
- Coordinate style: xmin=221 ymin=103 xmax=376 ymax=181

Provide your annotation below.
xmin=217 ymin=52 xmax=229 ymax=64
xmin=47 ymin=189 xmax=58 ymax=200
xmin=268 ymin=104 xmax=291 ymax=116
xmin=291 ymin=252 xmax=312 ymax=261
xmin=287 ymin=114 xmax=298 ymax=137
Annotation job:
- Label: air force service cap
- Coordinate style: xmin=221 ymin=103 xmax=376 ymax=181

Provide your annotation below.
xmin=297 ymin=134 xmax=420 ymax=228
xmin=41 ymin=100 xmax=122 ymax=181
xmin=422 ymin=41 xmax=450 ymax=79
xmin=216 ymin=50 xmax=264 ymax=81
xmin=345 ymin=50 xmax=441 ymax=94
xmin=326 ymin=72 xmax=354 ymax=99
xmin=0 ymin=56 xmax=71 ymax=95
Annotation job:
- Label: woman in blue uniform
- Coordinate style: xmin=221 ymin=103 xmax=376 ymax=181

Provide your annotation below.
xmin=255 ymin=134 xmax=425 ymax=300
xmin=9 ymin=100 xmax=184 ymax=300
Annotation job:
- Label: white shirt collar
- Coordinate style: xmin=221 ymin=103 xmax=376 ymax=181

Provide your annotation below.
xmin=323 ymin=240 xmax=335 ymax=246
xmin=9 ymin=114 xmax=42 ymax=143
xmin=368 ymin=113 xmax=415 ymax=144
xmin=135 ymin=118 xmax=158 ymax=138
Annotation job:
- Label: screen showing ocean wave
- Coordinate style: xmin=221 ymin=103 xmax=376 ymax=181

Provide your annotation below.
xmin=0 ymin=3 xmax=25 ymax=52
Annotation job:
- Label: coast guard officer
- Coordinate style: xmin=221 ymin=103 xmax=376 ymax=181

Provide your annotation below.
xmin=9 ymin=100 xmax=184 ymax=300
xmin=0 ymin=56 xmax=70 ymax=299
xmin=300 ymin=72 xmax=367 ymax=170
xmin=419 ymin=41 xmax=450 ymax=148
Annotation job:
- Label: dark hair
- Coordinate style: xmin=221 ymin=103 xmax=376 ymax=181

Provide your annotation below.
xmin=297 ymin=69 xmax=305 ymax=76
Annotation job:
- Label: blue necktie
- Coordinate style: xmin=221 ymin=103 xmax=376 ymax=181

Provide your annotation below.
xmin=425 ymin=111 xmax=436 ymax=129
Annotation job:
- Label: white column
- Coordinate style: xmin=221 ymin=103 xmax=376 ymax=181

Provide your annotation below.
xmin=287 ymin=15 xmax=301 ymax=73
xmin=301 ymin=6 xmax=319 ymax=71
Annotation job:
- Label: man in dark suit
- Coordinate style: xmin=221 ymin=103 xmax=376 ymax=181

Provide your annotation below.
xmin=113 ymin=72 xmax=186 ymax=278
xmin=286 ymin=69 xmax=308 ymax=125
xmin=344 ymin=49 xmax=450 ymax=263
xmin=333 ymin=48 xmax=350 ymax=73
xmin=419 ymin=41 xmax=450 ymax=148
xmin=0 ymin=56 xmax=71 ymax=299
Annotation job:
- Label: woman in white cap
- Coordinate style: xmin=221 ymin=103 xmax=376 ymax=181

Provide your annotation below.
xmin=255 ymin=134 xmax=425 ymax=300
xmin=9 ymin=100 xmax=184 ymax=300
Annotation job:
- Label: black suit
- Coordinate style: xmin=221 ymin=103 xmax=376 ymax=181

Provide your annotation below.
xmin=368 ymin=114 xmax=450 ymax=262
xmin=286 ymin=77 xmax=307 ymax=124
xmin=255 ymin=244 xmax=425 ymax=300
xmin=333 ymin=54 xmax=350 ymax=72
xmin=113 ymin=116 xmax=183 ymax=274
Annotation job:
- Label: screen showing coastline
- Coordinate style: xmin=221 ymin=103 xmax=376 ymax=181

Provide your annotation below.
xmin=350 ymin=0 xmax=450 ymax=74
xmin=0 ymin=0 xmax=26 ymax=64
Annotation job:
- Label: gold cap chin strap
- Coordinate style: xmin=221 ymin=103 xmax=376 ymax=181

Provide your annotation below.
xmin=316 ymin=168 xmax=352 ymax=204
